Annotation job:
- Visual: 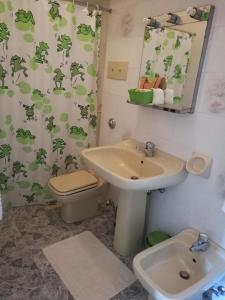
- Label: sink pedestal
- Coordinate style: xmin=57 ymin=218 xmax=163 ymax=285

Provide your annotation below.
xmin=114 ymin=189 xmax=147 ymax=256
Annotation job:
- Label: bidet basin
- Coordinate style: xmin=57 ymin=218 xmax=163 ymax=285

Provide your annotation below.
xmin=81 ymin=139 xmax=187 ymax=190
xmin=81 ymin=139 xmax=187 ymax=256
xmin=133 ymin=229 xmax=225 ymax=300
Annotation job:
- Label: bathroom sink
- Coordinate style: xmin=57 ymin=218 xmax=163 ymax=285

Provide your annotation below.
xmin=133 ymin=229 xmax=225 ymax=300
xmin=81 ymin=139 xmax=187 ymax=256
xmin=81 ymin=139 xmax=187 ymax=190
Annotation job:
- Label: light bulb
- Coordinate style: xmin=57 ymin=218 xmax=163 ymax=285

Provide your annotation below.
xmin=187 ymin=7 xmax=197 ymax=17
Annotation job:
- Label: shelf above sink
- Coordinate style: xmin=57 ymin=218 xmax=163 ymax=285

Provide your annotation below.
xmin=127 ymin=100 xmax=193 ymax=114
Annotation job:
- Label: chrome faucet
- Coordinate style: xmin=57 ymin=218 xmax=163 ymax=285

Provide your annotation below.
xmin=203 ymin=286 xmax=225 ymax=299
xmin=190 ymin=232 xmax=209 ymax=252
xmin=143 ymin=141 xmax=156 ymax=157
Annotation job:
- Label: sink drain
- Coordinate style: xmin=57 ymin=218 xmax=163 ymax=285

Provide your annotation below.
xmin=179 ymin=271 xmax=190 ymax=280
xmin=130 ymin=176 xmax=139 ymax=180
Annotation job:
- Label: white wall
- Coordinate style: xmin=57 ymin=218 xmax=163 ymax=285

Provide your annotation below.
xmin=99 ymin=0 xmax=225 ymax=248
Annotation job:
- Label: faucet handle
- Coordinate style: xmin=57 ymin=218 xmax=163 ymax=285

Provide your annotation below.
xmin=218 ymin=286 xmax=225 ymax=295
xmin=145 ymin=141 xmax=155 ymax=150
xmin=199 ymin=232 xmax=209 ymax=242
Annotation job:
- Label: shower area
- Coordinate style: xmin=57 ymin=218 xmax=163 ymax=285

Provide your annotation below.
xmin=0 ymin=0 xmax=109 ymax=209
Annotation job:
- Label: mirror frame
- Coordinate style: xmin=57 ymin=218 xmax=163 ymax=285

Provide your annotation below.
xmin=190 ymin=5 xmax=215 ymax=113
xmin=128 ymin=5 xmax=215 ymax=114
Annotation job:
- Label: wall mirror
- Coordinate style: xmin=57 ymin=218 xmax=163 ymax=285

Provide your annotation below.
xmin=135 ymin=5 xmax=215 ymax=114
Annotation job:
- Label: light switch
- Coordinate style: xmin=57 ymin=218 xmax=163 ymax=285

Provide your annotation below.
xmin=107 ymin=61 xmax=128 ymax=80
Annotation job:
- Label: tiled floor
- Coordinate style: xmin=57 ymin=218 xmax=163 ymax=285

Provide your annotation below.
xmin=0 ymin=205 xmax=148 ymax=300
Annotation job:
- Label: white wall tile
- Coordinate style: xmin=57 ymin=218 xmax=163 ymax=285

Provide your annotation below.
xmin=198 ymin=72 xmax=225 ymax=115
xmin=101 ymin=0 xmax=225 ymax=249
xmin=104 ymin=37 xmax=144 ymax=68
xmin=103 ymin=67 xmax=140 ymax=98
xmin=204 ymin=34 xmax=225 ymax=73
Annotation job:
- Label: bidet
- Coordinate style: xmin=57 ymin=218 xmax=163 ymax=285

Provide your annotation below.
xmin=133 ymin=228 xmax=225 ymax=300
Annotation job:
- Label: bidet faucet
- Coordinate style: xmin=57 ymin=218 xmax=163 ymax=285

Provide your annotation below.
xmin=143 ymin=141 xmax=156 ymax=157
xmin=190 ymin=232 xmax=209 ymax=252
xmin=203 ymin=286 xmax=225 ymax=299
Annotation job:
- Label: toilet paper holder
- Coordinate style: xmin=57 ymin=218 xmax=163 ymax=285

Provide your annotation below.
xmin=186 ymin=152 xmax=212 ymax=178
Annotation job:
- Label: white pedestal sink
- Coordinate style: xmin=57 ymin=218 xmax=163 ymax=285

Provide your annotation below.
xmin=81 ymin=139 xmax=187 ymax=256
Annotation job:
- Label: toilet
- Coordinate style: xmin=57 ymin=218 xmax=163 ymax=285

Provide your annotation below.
xmin=48 ymin=170 xmax=108 ymax=223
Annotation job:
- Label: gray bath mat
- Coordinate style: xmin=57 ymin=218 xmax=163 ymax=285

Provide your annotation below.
xmin=43 ymin=231 xmax=136 ymax=300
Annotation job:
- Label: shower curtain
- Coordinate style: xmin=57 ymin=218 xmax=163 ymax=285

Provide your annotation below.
xmin=0 ymin=0 xmax=101 ymax=208
xmin=142 ymin=27 xmax=193 ymax=101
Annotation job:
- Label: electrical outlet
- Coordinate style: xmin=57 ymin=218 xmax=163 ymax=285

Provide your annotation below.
xmin=107 ymin=61 xmax=128 ymax=80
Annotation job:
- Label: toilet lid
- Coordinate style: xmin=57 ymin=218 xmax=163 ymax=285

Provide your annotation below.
xmin=49 ymin=170 xmax=98 ymax=194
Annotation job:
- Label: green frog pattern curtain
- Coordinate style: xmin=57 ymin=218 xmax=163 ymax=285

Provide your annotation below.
xmin=142 ymin=27 xmax=193 ymax=102
xmin=0 ymin=0 xmax=101 ymax=208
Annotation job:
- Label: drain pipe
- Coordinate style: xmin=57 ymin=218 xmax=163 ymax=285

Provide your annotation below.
xmin=142 ymin=191 xmax=151 ymax=248
xmin=106 ymin=199 xmax=117 ymax=216
xmin=142 ymin=188 xmax=167 ymax=248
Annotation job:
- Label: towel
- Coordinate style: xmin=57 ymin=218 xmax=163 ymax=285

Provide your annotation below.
xmin=143 ymin=80 xmax=155 ymax=89
xmin=153 ymin=77 xmax=162 ymax=89
xmin=158 ymin=77 xmax=167 ymax=90
xmin=152 ymin=88 xmax=164 ymax=105
xmin=139 ymin=76 xmax=147 ymax=89
xmin=139 ymin=76 xmax=155 ymax=89
xmin=164 ymin=89 xmax=174 ymax=105
xmin=140 ymin=76 xmax=167 ymax=90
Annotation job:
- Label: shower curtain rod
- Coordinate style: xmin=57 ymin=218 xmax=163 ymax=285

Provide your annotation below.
xmin=63 ymin=0 xmax=112 ymax=14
